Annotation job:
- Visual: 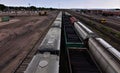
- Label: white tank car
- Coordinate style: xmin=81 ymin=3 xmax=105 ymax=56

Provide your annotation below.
xmin=24 ymin=52 xmax=59 ymax=73
xmin=38 ymin=27 xmax=61 ymax=54
xmin=55 ymin=12 xmax=62 ymax=21
xmin=74 ymin=21 xmax=95 ymax=40
xmin=38 ymin=12 xmax=62 ymax=54
xmin=52 ymin=12 xmax=62 ymax=28
xmin=51 ymin=20 xmax=61 ymax=28
xmin=88 ymin=38 xmax=120 ymax=73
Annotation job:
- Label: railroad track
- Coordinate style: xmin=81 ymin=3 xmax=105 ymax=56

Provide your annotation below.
xmin=0 ymin=32 xmax=36 ymax=73
xmin=107 ymin=16 xmax=120 ymax=24
xmin=68 ymin=10 xmax=120 ymax=32
xmin=83 ymin=13 xmax=120 ymax=25
xmin=12 ymin=30 xmax=47 ymax=73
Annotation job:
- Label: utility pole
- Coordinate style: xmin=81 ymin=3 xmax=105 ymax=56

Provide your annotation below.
xmin=28 ymin=3 xmax=31 ymax=15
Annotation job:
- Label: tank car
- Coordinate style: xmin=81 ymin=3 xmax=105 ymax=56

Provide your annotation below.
xmin=55 ymin=11 xmax=62 ymax=21
xmin=88 ymin=38 xmax=120 ymax=73
xmin=24 ymin=52 xmax=59 ymax=73
xmin=38 ymin=12 xmax=62 ymax=54
xmin=51 ymin=20 xmax=61 ymax=28
xmin=74 ymin=21 xmax=95 ymax=40
xmin=51 ymin=12 xmax=62 ymax=28
xmin=38 ymin=27 xmax=61 ymax=55
xmin=95 ymin=38 xmax=120 ymax=61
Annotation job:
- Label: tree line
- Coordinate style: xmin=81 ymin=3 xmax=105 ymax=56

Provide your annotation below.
xmin=0 ymin=4 xmax=55 ymax=11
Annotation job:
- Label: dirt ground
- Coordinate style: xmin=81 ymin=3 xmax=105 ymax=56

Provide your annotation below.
xmin=0 ymin=11 xmax=58 ymax=73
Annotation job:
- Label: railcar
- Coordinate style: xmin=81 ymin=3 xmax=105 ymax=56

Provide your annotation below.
xmin=38 ymin=12 xmax=62 ymax=55
xmin=38 ymin=26 xmax=61 ymax=55
xmin=74 ymin=21 xmax=96 ymax=40
xmin=24 ymin=52 xmax=59 ymax=73
xmin=88 ymin=38 xmax=120 ymax=73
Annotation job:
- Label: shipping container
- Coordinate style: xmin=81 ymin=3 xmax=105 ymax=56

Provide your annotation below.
xmin=1 ymin=16 xmax=10 ymax=22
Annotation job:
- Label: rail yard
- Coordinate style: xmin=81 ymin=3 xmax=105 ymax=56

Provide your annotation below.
xmin=0 ymin=9 xmax=120 ymax=73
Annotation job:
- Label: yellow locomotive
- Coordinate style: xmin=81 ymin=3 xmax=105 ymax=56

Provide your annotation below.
xmin=100 ymin=18 xmax=106 ymax=24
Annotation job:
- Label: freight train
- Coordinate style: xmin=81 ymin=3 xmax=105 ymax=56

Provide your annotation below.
xmin=67 ymin=12 xmax=120 ymax=73
xmin=24 ymin=11 xmax=120 ymax=73
xmin=24 ymin=12 xmax=62 ymax=73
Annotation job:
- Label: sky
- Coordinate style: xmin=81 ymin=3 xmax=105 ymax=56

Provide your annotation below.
xmin=0 ymin=0 xmax=120 ymax=9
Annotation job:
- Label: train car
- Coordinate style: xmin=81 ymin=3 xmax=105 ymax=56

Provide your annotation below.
xmin=74 ymin=21 xmax=95 ymax=40
xmin=38 ymin=12 xmax=62 ymax=54
xmin=38 ymin=27 xmax=61 ymax=55
xmin=51 ymin=11 xmax=62 ymax=28
xmin=55 ymin=11 xmax=62 ymax=21
xmin=100 ymin=18 xmax=106 ymax=24
xmin=95 ymin=38 xmax=120 ymax=61
xmin=24 ymin=52 xmax=59 ymax=73
xmin=70 ymin=16 xmax=77 ymax=24
xmin=88 ymin=38 xmax=120 ymax=73
xmin=51 ymin=20 xmax=61 ymax=28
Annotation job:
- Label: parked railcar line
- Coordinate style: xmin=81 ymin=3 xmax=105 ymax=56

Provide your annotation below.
xmin=62 ymin=12 xmax=101 ymax=73
xmin=12 ymin=13 xmax=58 ymax=73
xmin=13 ymin=11 xmax=62 ymax=73
xmin=66 ymin=10 xmax=120 ymax=51
xmin=23 ymin=11 xmax=62 ymax=73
